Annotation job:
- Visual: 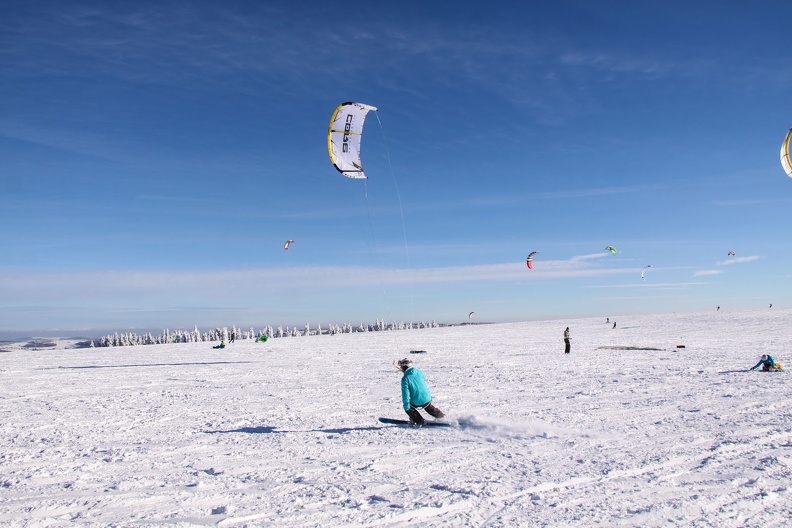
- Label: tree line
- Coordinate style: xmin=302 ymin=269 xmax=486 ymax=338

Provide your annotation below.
xmin=92 ymin=320 xmax=441 ymax=347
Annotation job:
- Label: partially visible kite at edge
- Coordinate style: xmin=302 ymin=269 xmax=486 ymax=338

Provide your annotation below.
xmin=284 ymin=239 xmax=295 ymax=250
xmin=781 ymin=128 xmax=792 ymax=179
xmin=605 ymin=246 xmax=617 ymax=256
xmin=641 ymin=265 xmax=652 ymax=282
xmin=327 ymin=102 xmax=379 ymax=179
xmin=526 ymin=251 xmax=538 ymax=269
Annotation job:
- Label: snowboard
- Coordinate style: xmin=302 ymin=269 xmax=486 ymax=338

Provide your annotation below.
xmin=378 ymin=417 xmax=451 ymax=427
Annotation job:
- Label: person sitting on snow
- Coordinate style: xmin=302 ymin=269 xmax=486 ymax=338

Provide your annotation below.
xmin=749 ymin=354 xmax=779 ymax=371
xmin=397 ymin=358 xmax=445 ymax=426
xmin=213 ymin=340 xmax=226 ymax=349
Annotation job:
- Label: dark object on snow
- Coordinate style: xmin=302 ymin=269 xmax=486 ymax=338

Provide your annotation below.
xmin=409 ymin=350 xmax=427 ymax=354
xmin=378 ymin=417 xmax=450 ymax=427
xmin=676 ymin=345 xmax=686 ymax=348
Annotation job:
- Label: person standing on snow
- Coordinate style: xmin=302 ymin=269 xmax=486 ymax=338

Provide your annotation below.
xmin=564 ymin=327 xmax=571 ymax=354
xmin=749 ymin=354 xmax=780 ymax=371
xmin=396 ymin=358 xmax=445 ymax=426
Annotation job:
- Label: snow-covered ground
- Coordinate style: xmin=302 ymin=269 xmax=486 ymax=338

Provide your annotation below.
xmin=1 ymin=308 xmax=790 ymax=527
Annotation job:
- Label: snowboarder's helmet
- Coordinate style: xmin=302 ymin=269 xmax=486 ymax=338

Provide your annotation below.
xmin=761 ymin=354 xmax=769 ymax=361
xmin=397 ymin=358 xmax=413 ymax=369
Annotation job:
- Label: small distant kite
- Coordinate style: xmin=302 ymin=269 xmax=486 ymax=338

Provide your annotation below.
xmin=727 ymin=250 xmax=736 ymax=256
xmin=781 ymin=128 xmax=792 ymax=179
xmin=641 ymin=265 xmax=652 ymax=282
xmin=468 ymin=311 xmax=474 ymax=320
xmin=284 ymin=239 xmax=295 ymax=250
xmin=526 ymin=251 xmax=538 ymax=269
xmin=605 ymin=246 xmax=617 ymax=256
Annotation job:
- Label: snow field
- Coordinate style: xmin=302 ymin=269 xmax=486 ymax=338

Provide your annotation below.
xmin=1 ymin=308 xmax=790 ymax=526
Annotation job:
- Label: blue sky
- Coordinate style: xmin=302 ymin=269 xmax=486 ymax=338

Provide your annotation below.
xmin=1 ymin=0 xmax=791 ymax=338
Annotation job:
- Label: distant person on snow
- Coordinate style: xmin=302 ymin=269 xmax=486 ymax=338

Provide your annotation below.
xmin=230 ymin=331 xmax=236 ymax=343
xmin=213 ymin=340 xmax=226 ymax=349
xmin=612 ymin=322 xmax=617 ymax=329
xmin=564 ymin=327 xmax=571 ymax=354
xmin=749 ymin=354 xmax=780 ymax=371
xmin=397 ymin=358 xmax=445 ymax=426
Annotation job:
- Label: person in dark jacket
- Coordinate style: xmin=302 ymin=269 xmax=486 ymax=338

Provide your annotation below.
xmin=397 ymin=358 xmax=445 ymax=426
xmin=564 ymin=327 xmax=571 ymax=354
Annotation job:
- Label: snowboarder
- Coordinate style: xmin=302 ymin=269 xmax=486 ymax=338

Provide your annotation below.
xmin=612 ymin=322 xmax=616 ymax=329
xmin=749 ymin=354 xmax=781 ymax=371
xmin=230 ymin=331 xmax=236 ymax=343
xmin=396 ymin=358 xmax=445 ymax=426
xmin=213 ymin=340 xmax=226 ymax=349
xmin=564 ymin=327 xmax=571 ymax=354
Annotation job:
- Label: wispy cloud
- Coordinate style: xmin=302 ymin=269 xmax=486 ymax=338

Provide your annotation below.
xmin=718 ymin=256 xmax=760 ymax=266
xmin=710 ymin=199 xmax=788 ymax=206
xmin=694 ymin=270 xmax=723 ymax=276
xmin=0 ymin=255 xmax=635 ymax=304
xmin=558 ymin=51 xmax=684 ymax=78
xmin=417 ymin=183 xmax=669 ymax=213
xmin=570 ymin=252 xmax=612 ymax=262
xmin=590 ymin=282 xmax=710 ymax=290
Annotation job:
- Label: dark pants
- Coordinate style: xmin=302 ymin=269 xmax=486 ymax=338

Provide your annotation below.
xmin=564 ymin=339 xmax=570 ymax=354
xmin=405 ymin=402 xmax=445 ymax=425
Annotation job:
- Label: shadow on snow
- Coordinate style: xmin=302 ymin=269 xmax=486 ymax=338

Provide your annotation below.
xmin=205 ymin=425 xmax=390 ymax=435
xmin=42 ymin=361 xmax=260 ymax=370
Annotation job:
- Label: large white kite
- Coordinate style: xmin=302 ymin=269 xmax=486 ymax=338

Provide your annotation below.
xmin=327 ymin=102 xmax=378 ymax=179
xmin=781 ymin=128 xmax=792 ymax=179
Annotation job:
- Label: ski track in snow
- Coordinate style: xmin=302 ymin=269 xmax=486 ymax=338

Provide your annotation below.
xmin=1 ymin=308 xmax=791 ymax=527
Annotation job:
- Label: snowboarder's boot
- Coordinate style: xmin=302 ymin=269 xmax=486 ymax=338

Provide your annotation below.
xmin=424 ymin=403 xmax=445 ymax=419
xmin=406 ymin=409 xmax=425 ymax=426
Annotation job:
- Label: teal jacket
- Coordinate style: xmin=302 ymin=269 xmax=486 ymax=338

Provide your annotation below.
xmin=401 ymin=367 xmax=432 ymax=411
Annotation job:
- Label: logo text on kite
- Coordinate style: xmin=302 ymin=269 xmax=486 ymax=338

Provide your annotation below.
xmin=342 ymin=115 xmax=354 ymax=152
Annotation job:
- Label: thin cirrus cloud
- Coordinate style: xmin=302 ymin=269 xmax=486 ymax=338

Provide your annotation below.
xmin=718 ymin=255 xmax=760 ymax=266
xmin=694 ymin=270 xmax=723 ymax=277
xmin=0 ymin=255 xmax=633 ymax=304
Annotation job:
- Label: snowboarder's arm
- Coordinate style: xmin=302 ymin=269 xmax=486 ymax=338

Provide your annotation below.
xmin=749 ymin=361 xmax=762 ymax=371
xmin=401 ymin=377 xmax=411 ymax=411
